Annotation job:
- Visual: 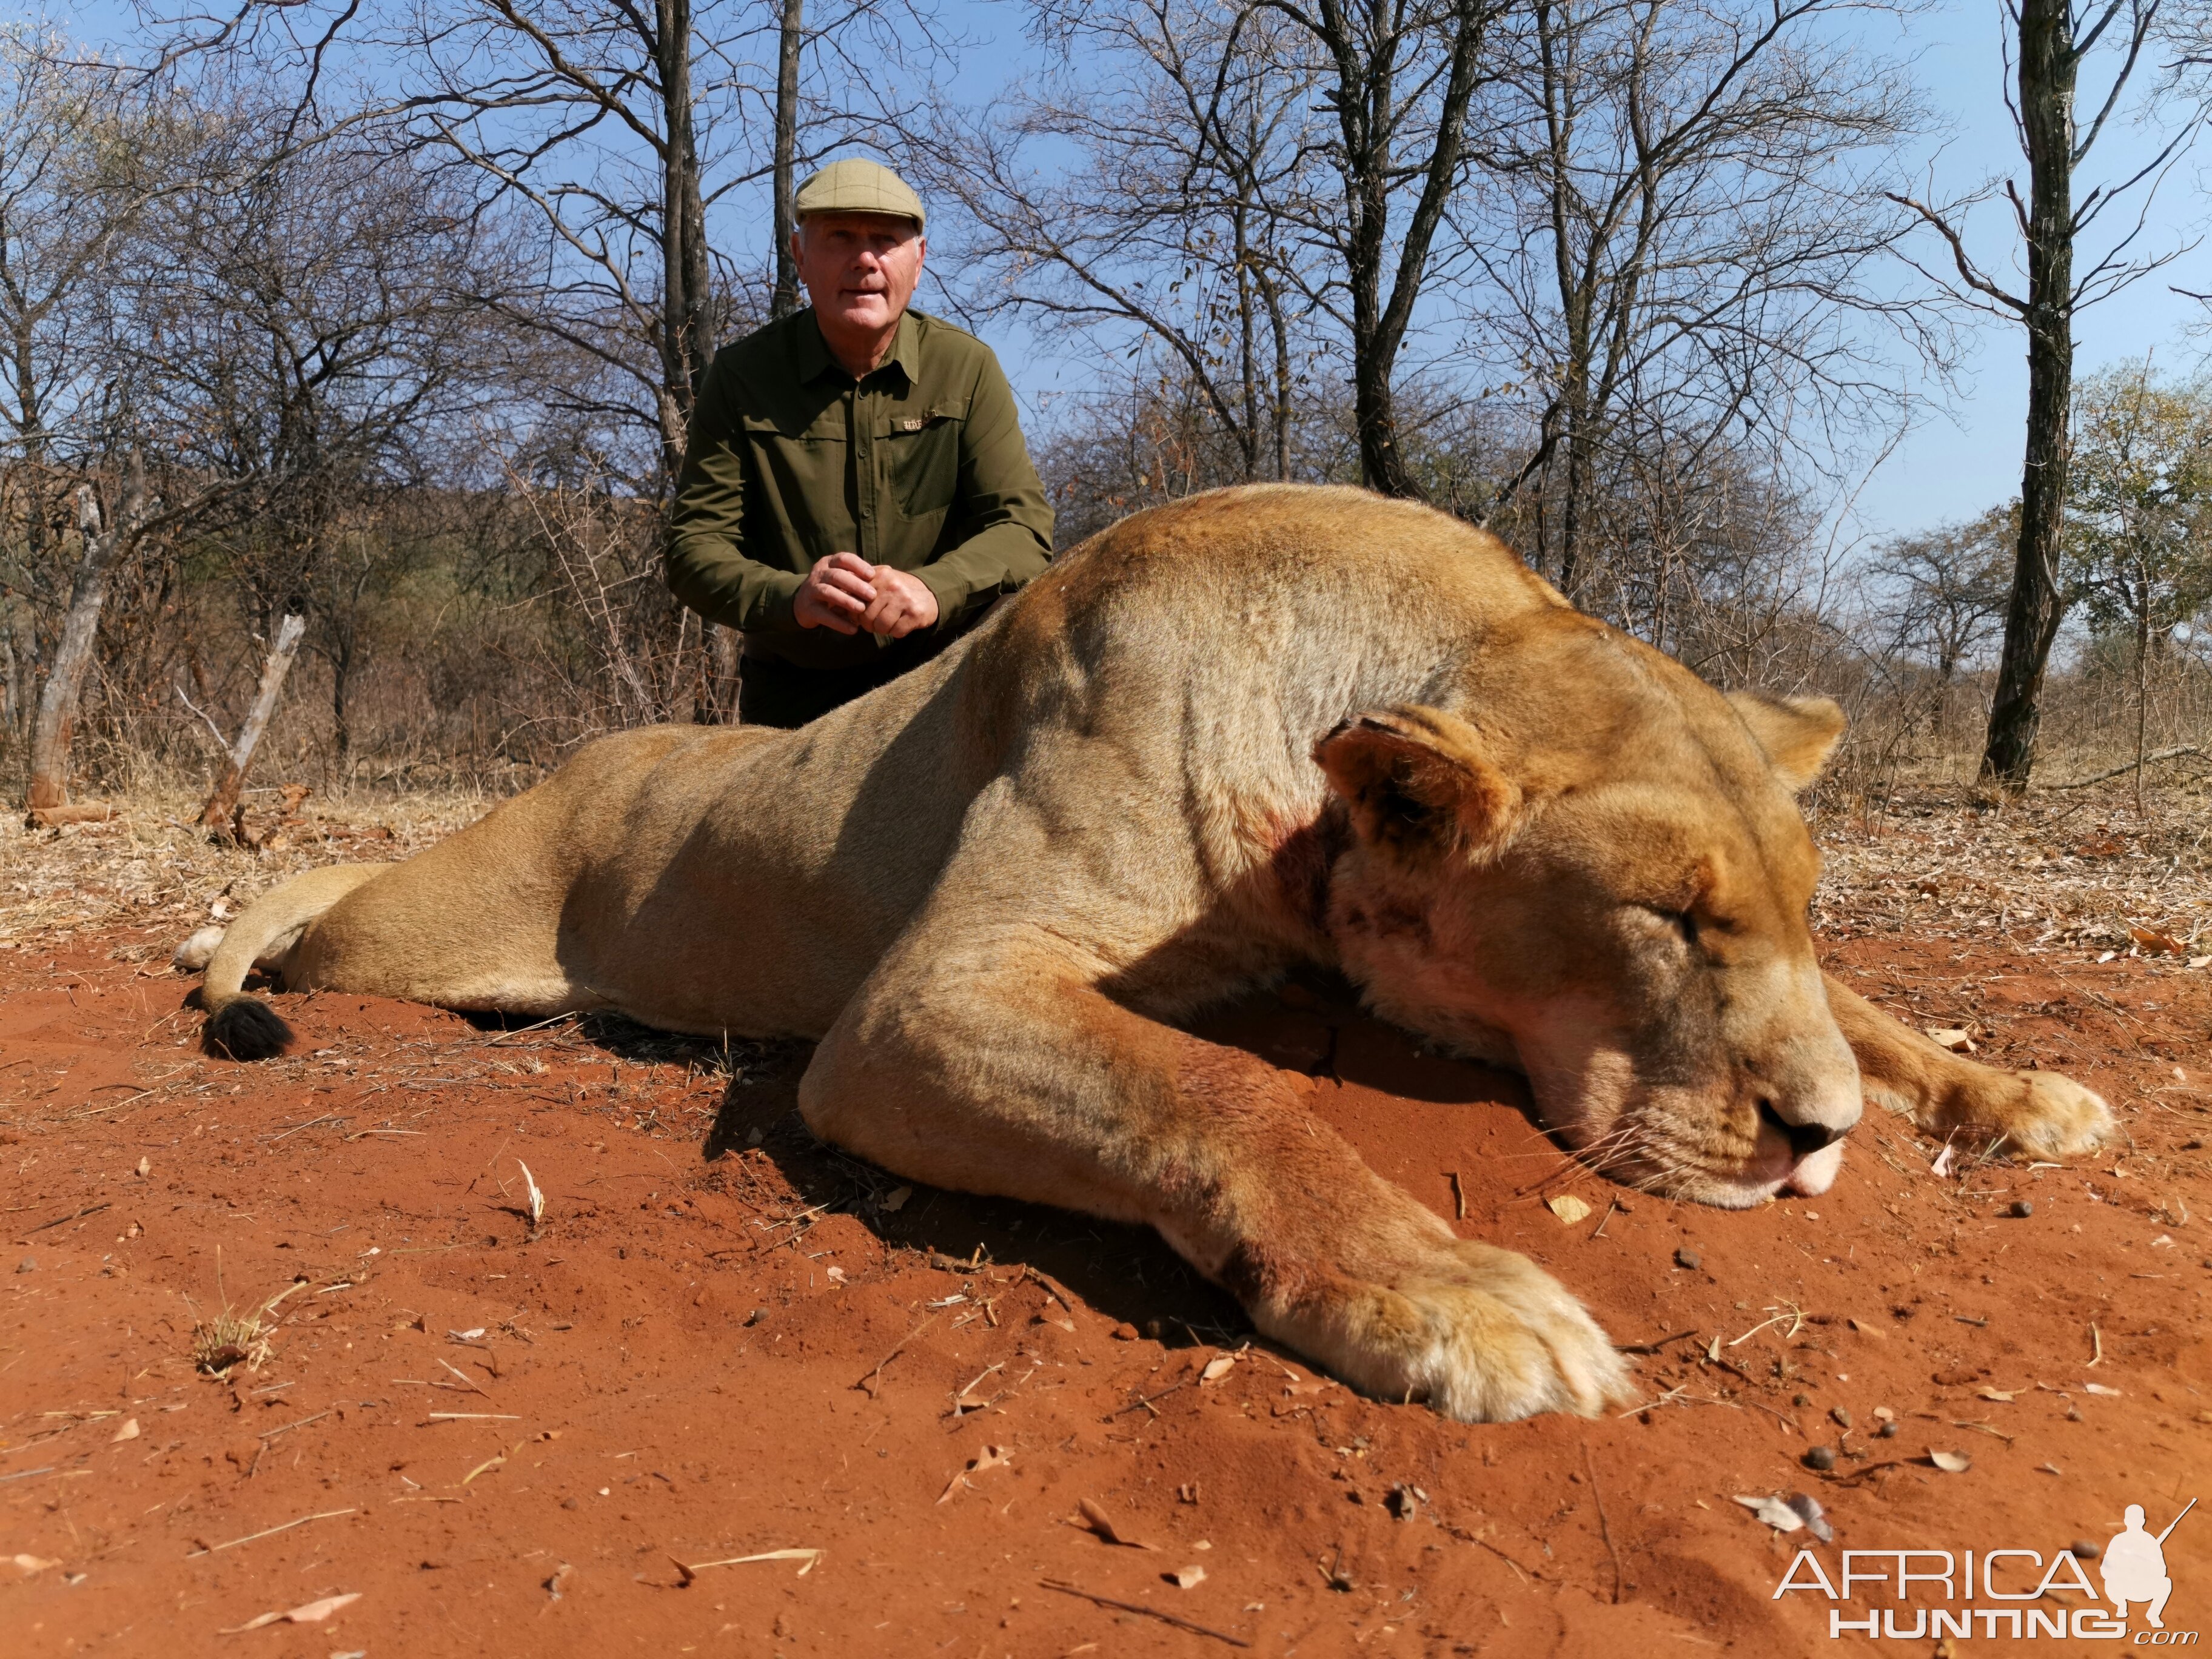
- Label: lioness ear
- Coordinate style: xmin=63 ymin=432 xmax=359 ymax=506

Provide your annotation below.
xmin=1727 ymin=692 xmax=1846 ymax=792
xmin=1313 ymin=707 xmax=1524 ymax=862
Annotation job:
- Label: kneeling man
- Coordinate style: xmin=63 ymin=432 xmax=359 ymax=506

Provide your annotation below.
xmin=665 ymin=158 xmax=1054 ymax=728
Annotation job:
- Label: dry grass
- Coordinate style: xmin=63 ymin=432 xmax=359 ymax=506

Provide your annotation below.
xmin=189 ymin=1307 xmax=275 ymax=1379
xmin=1808 ymin=779 xmax=2212 ymax=960
xmin=7 ymin=772 xmax=2208 ymax=982
xmin=0 ymin=783 xmax=502 ymax=958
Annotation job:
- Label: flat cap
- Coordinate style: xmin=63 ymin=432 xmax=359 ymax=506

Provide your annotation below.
xmin=794 ymin=159 xmax=925 ymax=232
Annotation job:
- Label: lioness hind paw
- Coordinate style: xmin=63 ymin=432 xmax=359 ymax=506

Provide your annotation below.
xmin=204 ymin=997 xmax=294 ymax=1061
xmin=172 ymin=923 xmax=224 ymax=973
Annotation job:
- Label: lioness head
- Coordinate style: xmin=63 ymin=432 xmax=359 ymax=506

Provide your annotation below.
xmin=1314 ymin=614 xmax=1861 ymax=1209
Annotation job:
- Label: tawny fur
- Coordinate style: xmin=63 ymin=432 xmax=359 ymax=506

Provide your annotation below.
xmin=185 ymin=486 xmax=2112 ymax=1422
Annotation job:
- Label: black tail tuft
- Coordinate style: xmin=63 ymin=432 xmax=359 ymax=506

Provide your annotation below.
xmin=204 ymin=997 xmax=294 ymax=1061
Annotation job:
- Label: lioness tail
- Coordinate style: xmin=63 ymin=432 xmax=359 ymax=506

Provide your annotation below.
xmin=197 ymin=865 xmax=387 ymax=1059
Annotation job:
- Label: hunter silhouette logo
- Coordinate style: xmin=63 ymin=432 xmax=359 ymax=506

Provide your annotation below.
xmin=1771 ymin=1493 xmax=2198 ymax=1641
xmin=2105 ymin=1500 xmax=2194 ymax=1631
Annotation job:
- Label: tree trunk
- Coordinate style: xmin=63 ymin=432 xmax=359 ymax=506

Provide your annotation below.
xmin=2134 ymin=605 xmax=2151 ymax=814
xmin=1558 ymin=408 xmax=1594 ymax=600
xmin=771 ymin=0 xmax=805 ymax=320
xmin=1233 ymin=190 xmax=1260 ymax=481
xmin=1309 ymin=0 xmax=1492 ymax=500
xmin=25 ymin=463 xmax=146 ymax=816
xmin=198 ymin=612 xmax=307 ymax=839
xmin=1981 ymin=0 xmax=2077 ymax=789
xmin=655 ymin=0 xmax=716 ymax=483
xmin=703 ymin=621 xmax=740 ymax=722
xmin=1343 ymin=122 xmax=1413 ymax=497
xmin=10 ymin=309 xmax=50 ymax=589
xmin=1538 ymin=0 xmax=1584 ymax=593
xmin=330 ymin=629 xmax=354 ymax=771
xmin=1258 ymin=265 xmax=1293 ymax=481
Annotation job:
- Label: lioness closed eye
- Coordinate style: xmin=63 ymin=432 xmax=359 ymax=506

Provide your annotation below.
xmin=178 ymin=486 xmax=2114 ymax=1423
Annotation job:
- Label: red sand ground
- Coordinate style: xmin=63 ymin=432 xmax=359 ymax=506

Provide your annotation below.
xmin=3 ymin=911 xmax=2209 ymax=1655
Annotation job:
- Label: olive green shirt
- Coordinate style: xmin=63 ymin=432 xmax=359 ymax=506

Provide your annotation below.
xmin=665 ymin=307 xmax=1054 ymax=671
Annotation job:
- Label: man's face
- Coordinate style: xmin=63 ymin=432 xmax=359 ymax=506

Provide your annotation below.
xmin=794 ymin=212 xmax=925 ymax=340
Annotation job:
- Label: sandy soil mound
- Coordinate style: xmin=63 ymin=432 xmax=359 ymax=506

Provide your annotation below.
xmin=2 ymin=794 xmax=2208 ymax=1655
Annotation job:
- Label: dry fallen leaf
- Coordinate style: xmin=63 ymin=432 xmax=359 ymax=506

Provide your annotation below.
xmin=1785 ymin=1492 xmax=1834 ymax=1543
xmin=516 ymin=1158 xmax=545 ymax=1229
xmin=880 ymin=1185 xmax=913 ymax=1213
xmin=2130 ymin=926 xmax=2184 ymax=954
xmin=109 ymin=1417 xmax=139 ymax=1443
xmin=1199 ymin=1355 xmax=1236 ymax=1384
xmin=1848 ymin=1318 xmax=1888 ymax=1341
xmin=2084 ymin=1382 xmax=2122 ymax=1396
xmin=1733 ymin=1495 xmax=1805 ymax=1533
xmin=1975 ymin=1387 xmax=2016 ymax=1403
xmin=675 ymin=1548 xmax=822 ymax=1580
xmin=1928 ymin=1450 xmax=1971 ymax=1473
xmin=937 ymin=1444 xmax=1014 ymax=1504
xmin=1076 ymin=1497 xmax=1157 ymax=1550
xmin=221 ymin=1592 xmax=362 ymax=1632
xmin=135 ymin=1156 xmax=150 ymax=1178
xmin=1930 ymin=1145 xmax=1956 ymax=1179
xmin=1925 ymin=1027 xmax=1975 ymax=1052
xmin=1168 ymin=1564 xmax=1208 ymax=1590
xmin=1546 ymin=1194 xmax=1592 ymax=1225
xmin=13 ymin=1555 xmax=62 ymax=1575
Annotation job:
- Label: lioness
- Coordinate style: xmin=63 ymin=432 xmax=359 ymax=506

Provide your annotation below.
xmin=182 ymin=486 xmax=2111 ymax=1422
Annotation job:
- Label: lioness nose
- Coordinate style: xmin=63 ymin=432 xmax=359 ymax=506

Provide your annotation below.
xmin=1758 ymin=1099 xmax=1852 ymax=1159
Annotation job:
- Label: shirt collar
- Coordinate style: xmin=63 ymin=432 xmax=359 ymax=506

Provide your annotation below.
xmin=798 ymin=308 xmax=920 ymax=389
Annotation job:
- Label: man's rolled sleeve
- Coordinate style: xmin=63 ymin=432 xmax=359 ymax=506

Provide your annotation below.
xmin=914 ymin=356 xmax=1054 ymax=624
xmin=665 ymin=363 xmax=806 ymax=632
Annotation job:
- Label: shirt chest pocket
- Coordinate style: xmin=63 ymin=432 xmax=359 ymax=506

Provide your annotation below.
xmin=880 ymin=398 xmax=967 ymax=520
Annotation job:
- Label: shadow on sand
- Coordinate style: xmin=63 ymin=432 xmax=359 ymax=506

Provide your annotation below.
xmin=460 ymin=966 xmax=1550 ymax=1344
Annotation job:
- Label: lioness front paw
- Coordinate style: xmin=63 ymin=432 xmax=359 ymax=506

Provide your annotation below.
xmin=1269 ymin=1241 xmax=1635 ymax=1424
xmin=1932 ymin=1068 xmax=2114 ymax=1161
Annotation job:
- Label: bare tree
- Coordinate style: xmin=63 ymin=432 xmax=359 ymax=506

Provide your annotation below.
xmin=2065 ymin=358 xmax=2212 ymax=805
xmin=190 ymin=608 xmax=305 ymax=837
xmin=1889 ymin=0 xmax=2194 ymax=787
xmin=1 ymin=38 xmax=261 ymax=812
xmin=1265 ymin=0 xmax=1506 ymax=496
xmin=154 ymin=0 xmax=952 ymax=489
xmin=23 ymin=469 xmax=146 ymax=816
xmin=0 ymin=32 xmax=128 ymax=569
xmin=1869 ymin=505 xmax=2016 ymax=688
xmin=375 ymin=0 xmax=740 ymax=485
xmin=116 ymin=104 xmax=525 ymax=774
xmin=1466 ymin=0 xmax=1931 ymax=601
xmin=0 ymin=29 xmax=182 ymax=785
xmin=922 ymin=0 xmax=1324 ymax=486
xmin=771 ymin=0 xmax=806 ymax=319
